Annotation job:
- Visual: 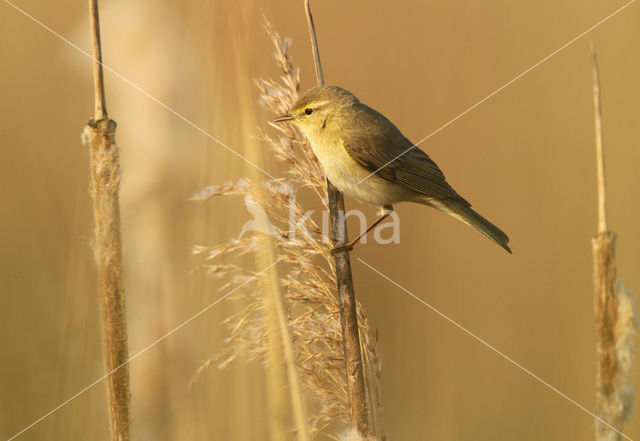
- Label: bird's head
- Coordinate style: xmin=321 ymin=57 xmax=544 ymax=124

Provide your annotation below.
xmin=273 ymin=85 xmax=359 ymax=133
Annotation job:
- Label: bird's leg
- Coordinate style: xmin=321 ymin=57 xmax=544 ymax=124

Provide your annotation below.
xmin=330 ymin=206 xmax=393 ymax=255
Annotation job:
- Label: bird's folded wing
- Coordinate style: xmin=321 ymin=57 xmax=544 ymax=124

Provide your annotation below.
xmin=341 ymin=127 xmax=465 ymax=203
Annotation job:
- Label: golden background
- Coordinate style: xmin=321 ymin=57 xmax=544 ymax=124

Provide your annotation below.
xmin=1 ymin=0 xmax=638 ymax=439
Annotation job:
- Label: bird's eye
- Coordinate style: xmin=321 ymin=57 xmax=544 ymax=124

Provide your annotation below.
xmin=304 ymin=108 xmax=313 ymax=115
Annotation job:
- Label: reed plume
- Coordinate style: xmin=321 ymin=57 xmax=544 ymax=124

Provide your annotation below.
xmin=231 ymin=6 xmax=308 ymax=438
xmin=590 ymin=43 xmax=637 ymax=441
xmin=192 ymin=23 xmax=383 ymax=439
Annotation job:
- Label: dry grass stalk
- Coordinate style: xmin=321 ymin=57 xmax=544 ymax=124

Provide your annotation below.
xmin=192 ymin=23 xmax=383 ymax=440
xmin=81 ymin=1 xmax=131 ymax=440
xmin=229 ymin=15 xmax=295 ymax=440
xmin=304 ymin=1 xmax=370 ymax=436
xmin=590 ymin=43 xmax=636 ymax=441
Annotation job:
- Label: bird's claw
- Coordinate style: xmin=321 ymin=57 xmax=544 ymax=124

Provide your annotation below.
xmin=330 ymin=243 xmax=354 ymax=255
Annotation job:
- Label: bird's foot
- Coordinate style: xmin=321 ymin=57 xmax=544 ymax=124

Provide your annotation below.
xmin=330 ymin=243 xmax=354 ymax=255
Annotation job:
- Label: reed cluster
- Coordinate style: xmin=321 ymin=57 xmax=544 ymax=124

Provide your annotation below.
xmin=192 ymin=23 xmax=384 ymax=439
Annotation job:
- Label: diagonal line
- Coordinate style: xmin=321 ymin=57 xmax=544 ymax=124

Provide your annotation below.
xmin=3 ymin=0 xmax=278 ymax=182
xmin=357 ymin=0 xmax=636 ymax=184
xmin=6 ymin=259 xmax=282 ymax=441
xmin=356 ymin=258 xmax=634 ymax=441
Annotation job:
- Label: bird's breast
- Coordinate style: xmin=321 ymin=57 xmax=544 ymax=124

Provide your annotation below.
xmin=306 ymin=131 xmax=411 ymax=207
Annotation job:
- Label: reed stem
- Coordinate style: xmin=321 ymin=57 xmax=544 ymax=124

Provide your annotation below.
xmin=85 ymin=1 xmax=131 ymax=439
xmin=303 ymin=0 xmax=369 ymax=435
xmin=590 ymin=43 xmax=629 ymax=441
xmin=89 ymin=0 xmax=107 ymax=121
xmin=591 ymin=43 xmax=607 ymax=234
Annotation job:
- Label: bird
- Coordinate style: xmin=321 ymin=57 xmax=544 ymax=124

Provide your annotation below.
xmin=273 ymin=85 xmax=511 ymax=254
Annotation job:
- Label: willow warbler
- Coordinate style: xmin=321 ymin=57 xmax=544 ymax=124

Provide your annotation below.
xmin=274 ymin=85 xmax=511 ymax=254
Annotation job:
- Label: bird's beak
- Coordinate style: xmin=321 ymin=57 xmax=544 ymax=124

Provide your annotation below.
xmin=273 ymin=113 xmax=295 ymax=123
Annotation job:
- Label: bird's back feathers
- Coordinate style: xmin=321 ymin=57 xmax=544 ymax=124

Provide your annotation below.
xmin=339 ymin=103 xmax=466 ymax=204
xmin=337 ymin=101 xmax=510 ymax=253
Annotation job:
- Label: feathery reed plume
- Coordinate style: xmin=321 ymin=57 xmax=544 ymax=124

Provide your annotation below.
xmin=303 ymin=1 xmax=370 ymax=436
xmin=191 ymin=23 xmax=383 ymax=439
xmin=236 ymin=25 xmax=291 ymax=441
xmin=230 ymin=7 xmax=308 ymax=439
xmin=81 ymin=1 xmax=131 ymax=440
xmin=590 ymin=43 xmax=637 ymax=441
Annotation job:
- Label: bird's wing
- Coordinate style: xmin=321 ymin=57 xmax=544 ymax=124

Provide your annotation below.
xmin=341 ymin=105 xmax=467 ymax=204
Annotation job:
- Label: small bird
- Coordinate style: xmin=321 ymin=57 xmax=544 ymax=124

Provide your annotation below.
xmin=274 ymin=85 xmax=511 ymax=254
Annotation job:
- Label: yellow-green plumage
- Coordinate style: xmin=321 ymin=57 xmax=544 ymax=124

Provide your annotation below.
xmin=275 ymin=85 xmax=511 ymax=253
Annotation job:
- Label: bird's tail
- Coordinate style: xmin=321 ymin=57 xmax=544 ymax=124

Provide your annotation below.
xmin=432 ymin=199 xmax=512 ymax=253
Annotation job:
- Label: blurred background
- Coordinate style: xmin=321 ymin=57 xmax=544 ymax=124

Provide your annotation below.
xmin=1 ymin=0 xmax=639 ymax=440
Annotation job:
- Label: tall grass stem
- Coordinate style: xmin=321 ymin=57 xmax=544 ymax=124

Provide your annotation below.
xmin=303 ymin=0 xmax=369 ymax=435
xmin=232 ymin=22 xmax=309 ymax=437
xmin=84 ymin=1 xmax=131 ymax=439
xmin=591 ymin=43 xmax=607 ymax=233
xmin=591 ymin=43 xmax=636 ymax=441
